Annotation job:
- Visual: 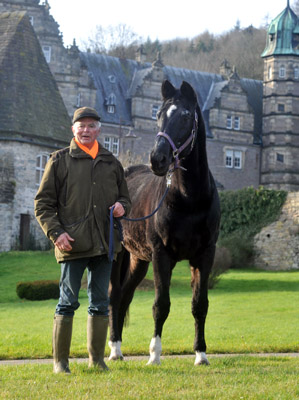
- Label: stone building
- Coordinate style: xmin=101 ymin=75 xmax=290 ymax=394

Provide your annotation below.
xmin=0 ymin=10 xmax=71 ymax=251
xmin=0 ymin=0 xmax=298 ymax=252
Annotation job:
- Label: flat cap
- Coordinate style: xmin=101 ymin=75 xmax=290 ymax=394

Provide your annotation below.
xmin=72 ymin=107 xmax=101 ymax=124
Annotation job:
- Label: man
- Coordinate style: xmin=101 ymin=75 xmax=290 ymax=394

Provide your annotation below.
xmin=34 ymin=107 xmax=131 ymax=373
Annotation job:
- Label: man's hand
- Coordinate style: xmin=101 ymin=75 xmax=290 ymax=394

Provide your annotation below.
xmin=110 ymin=202 xmax=125 ymax=218
xmin=54 ymin=232 xmax=75 ymax=252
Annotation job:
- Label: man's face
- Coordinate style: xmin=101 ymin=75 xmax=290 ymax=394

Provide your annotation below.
xmin=72 ymin=117 xmax=100 ymax=149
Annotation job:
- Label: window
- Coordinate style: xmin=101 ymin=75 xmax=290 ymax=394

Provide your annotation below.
xmin=107 ymin=105 xmax=115 ymax=114
xmin=234 ymin=117 xmax=240 ymax=130
xmin=225 ymin=150 xmax=242 ymax=169
xmin=277 ymin=153 xmax=284 ymax=163
xmin=152 ymin=105 xmax=159 ymax=120
xmin=278 ymin=104 xmax=285 ymax=112
xmin=42 ymin=45 xmax=51 ymax=63
xmin=279 ymin=66 xmax=286 ymax=78
xmin=104 ymin=137 xmax=119 ymax=156
xmin=36 ymin=154 xmax=49 ymax=185
xmin=294 ymin=67 xmax=299 ymax=80
xmin=226 ymin=115 xmax=232 ymax=129
xmin=76 ymin=93 xmax=81 ymax=108
xmin=268 ymin=66 xmax=272 ymax=79
xmin=29 ymin=16 xmax=34 ymax=26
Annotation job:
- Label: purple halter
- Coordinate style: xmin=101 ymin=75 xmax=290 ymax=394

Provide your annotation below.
xmin=156 ymin=111 xmax=198 ymax=170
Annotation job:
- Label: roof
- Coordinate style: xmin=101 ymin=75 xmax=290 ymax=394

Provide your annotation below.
xmin=261 ymin=1 xmax=299 ymax=57
xmin=80 ymin=53 xmax=263 ymax=141
xmin=0 ymin=11 xmax=72 ymax=146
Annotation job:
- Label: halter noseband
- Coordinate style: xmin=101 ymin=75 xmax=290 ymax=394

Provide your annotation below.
xmin=156 ymin=111 xmax=198 ymax=171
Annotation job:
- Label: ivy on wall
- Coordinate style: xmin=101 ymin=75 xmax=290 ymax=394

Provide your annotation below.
xmin=219 ymin=186 xmax=287 ymax=238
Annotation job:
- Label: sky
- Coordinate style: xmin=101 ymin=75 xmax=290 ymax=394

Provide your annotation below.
xmin=47 ymin=0 xmax=292 ymax=47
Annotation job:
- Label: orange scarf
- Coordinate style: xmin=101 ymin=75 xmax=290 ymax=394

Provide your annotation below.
xmin=74 ymin=139 xmax=99 ymax=159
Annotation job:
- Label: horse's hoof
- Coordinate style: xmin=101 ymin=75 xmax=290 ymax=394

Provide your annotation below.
xmin=194 ymin=352 xmax=210 ymax=366
xmin=108 ymin=341 xmax=124 ymax=361
xmin=146 ymin=358 xmax=161 ymax=366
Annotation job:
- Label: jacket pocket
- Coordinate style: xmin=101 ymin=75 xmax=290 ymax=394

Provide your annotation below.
xmin=62 ymin=216 xmax=93 ymax=253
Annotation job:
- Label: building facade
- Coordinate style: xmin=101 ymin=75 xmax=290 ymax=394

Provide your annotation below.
xmin=0 ymin=0 xmax=298 ymax=251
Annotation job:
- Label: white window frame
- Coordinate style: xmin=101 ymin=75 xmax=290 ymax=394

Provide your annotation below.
xmin=279 ymin=66 xmax=286 ymax=78
xmin=107 ymin=105 xmax=115 ymax=114
xmin=226 ymin=115 xmax=232 ymax=129
xmin=225 ymin=149 xmax=242 ymax=170
xmin=36 ymin=153 xmax=49 ymax=186
xmin=268 ymin=66 xmax=272 ymax=80
xmin=29 ymin=16 xmax=34 ymax=26
xmin=152 ymin=105 xmax=159 ymax=120
xmin=234 ymin=117 xmax=240 ymax=130
xmin=104 ymin=137 xmax=119 ymax=156
xmin=294 ymin=67 xmax=299 ymax=80
xmin=42 ymin=45 xmax=51 ymax=63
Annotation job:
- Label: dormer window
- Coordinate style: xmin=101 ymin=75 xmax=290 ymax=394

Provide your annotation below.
xmin=29 ymin=16 xmax=34 ymax=26
xmin=42 ymin=45 xmax=51 ymax=63
xmin=279 ymin=66 xmax=286 ymax=78
xmin=105 ymin=93 xmax=116 ymax=114
xmin=108 ymin=75 xmax=116 ymax=83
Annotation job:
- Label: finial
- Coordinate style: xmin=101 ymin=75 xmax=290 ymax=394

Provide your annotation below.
xmin=287 ymin=0 xmax=290 ymax=8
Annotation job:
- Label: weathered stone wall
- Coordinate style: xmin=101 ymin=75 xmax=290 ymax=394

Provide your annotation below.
xmin=0 ymin=141 xmax=52 ymax=252
xmin=254 ymin=192 xmax=299 ymax=270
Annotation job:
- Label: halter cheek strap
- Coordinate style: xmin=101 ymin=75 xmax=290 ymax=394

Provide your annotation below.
xmin=156 ymin=111 xmax=198 ymax=170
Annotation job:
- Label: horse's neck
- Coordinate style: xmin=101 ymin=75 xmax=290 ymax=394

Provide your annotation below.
xmin=173 ymin=134 xmax=211 ymax=200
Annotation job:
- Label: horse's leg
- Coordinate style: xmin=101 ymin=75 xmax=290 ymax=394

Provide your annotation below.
xmin=147 ymin=250 xmax=174 ymax=365
xmin=108 ymin=248 xmax=129 ymax=360
xmin=109 ymin=254 xmax=149 ymax=360
xmin=190 ymin=245 xmax=216 ymax=366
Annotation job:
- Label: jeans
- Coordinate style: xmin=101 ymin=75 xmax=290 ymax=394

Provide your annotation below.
xmin=55 ymin=255 xmax=112 ymax=317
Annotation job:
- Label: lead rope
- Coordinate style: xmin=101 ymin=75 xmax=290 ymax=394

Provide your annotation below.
xmin=108 ymin=172 xmax=172 ymax=261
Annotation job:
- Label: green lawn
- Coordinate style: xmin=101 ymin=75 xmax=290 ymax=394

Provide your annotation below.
xmin=0 ymin=251 xmax=298 ymax=360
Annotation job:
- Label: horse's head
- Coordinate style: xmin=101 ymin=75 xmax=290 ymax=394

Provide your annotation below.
xmin=150 ymin=80 xmax=199 ymax=176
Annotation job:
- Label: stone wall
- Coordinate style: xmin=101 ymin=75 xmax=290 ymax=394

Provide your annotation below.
xmin=254 ymin=192 xmax=299 ymax=270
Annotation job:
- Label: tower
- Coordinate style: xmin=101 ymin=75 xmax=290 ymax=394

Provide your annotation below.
xmin=261 ymin=0 xmax=299 ymax=191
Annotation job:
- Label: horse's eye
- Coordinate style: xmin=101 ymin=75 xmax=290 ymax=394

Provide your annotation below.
xmin=182 ymin=110 xmax=191 ymax=118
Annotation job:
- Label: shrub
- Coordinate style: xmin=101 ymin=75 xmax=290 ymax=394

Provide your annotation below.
xmin=16 ymin=280 xmax=59 ymax=301
xmin=218 ymin=187 xmax=287 ymax=268
xmin=208 ymin=246 xmax=231 ymax=288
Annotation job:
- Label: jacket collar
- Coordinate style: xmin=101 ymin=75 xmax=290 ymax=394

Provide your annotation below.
xmin=69 ymin=138 xmax=114 ymax=159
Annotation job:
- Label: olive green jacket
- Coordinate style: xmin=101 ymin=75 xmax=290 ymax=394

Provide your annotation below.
xmin=34 ymin=139 xmax=131 ymax=262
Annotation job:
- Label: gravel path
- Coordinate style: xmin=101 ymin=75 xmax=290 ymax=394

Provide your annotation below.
xmin=1 ymin=353 xmax=298 ymax=366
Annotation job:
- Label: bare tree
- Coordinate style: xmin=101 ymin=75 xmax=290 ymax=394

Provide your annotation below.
xmin=81 ymin=23 xmax=142 ymax=58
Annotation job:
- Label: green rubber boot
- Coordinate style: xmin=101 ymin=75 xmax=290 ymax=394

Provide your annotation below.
xmin=87 ymin=315 xmax=109 ymax=370
xmin=52 ymin=314 xmax=73 ymax=374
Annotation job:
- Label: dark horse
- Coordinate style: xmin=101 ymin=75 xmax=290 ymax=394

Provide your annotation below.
xmin=108 ymin=80 xmax=220 ymax=365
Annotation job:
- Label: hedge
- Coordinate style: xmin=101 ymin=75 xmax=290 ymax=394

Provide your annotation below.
xmin=16 ymin=280 xmax=59 ymax=301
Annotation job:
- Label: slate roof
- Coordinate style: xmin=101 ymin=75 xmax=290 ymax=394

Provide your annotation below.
xmin=0 ymin=11 xmax=72 ymax=147
xmin=81 ymin=52 xmax=263 ymax=142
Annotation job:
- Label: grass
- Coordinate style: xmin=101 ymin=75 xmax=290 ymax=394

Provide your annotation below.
xmin=1 ymin=357 xmax=299 ymax=399
xmin=0 ymin=251 xmax=298 ymax=359
xmin=0 ymin=251 xmax=299 ymax=399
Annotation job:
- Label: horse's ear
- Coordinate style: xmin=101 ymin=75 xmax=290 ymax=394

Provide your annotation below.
xmin=180 ymin=81 xmax=197 ymax=104
xmin=161 ymin=80 xmax=176 ymax=100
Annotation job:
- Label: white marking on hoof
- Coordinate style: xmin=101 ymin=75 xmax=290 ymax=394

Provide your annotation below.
xmin=194 ymin=352 xmax=210 ymax=366
xmin=108 ymin=341 xmax=123 ymax=361
xmin=147 ymin=336 xmax=162 ymax=365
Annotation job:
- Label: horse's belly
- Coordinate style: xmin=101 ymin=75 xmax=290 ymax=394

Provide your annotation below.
xmin=123 ymin=223 xmax=152 ymax=262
